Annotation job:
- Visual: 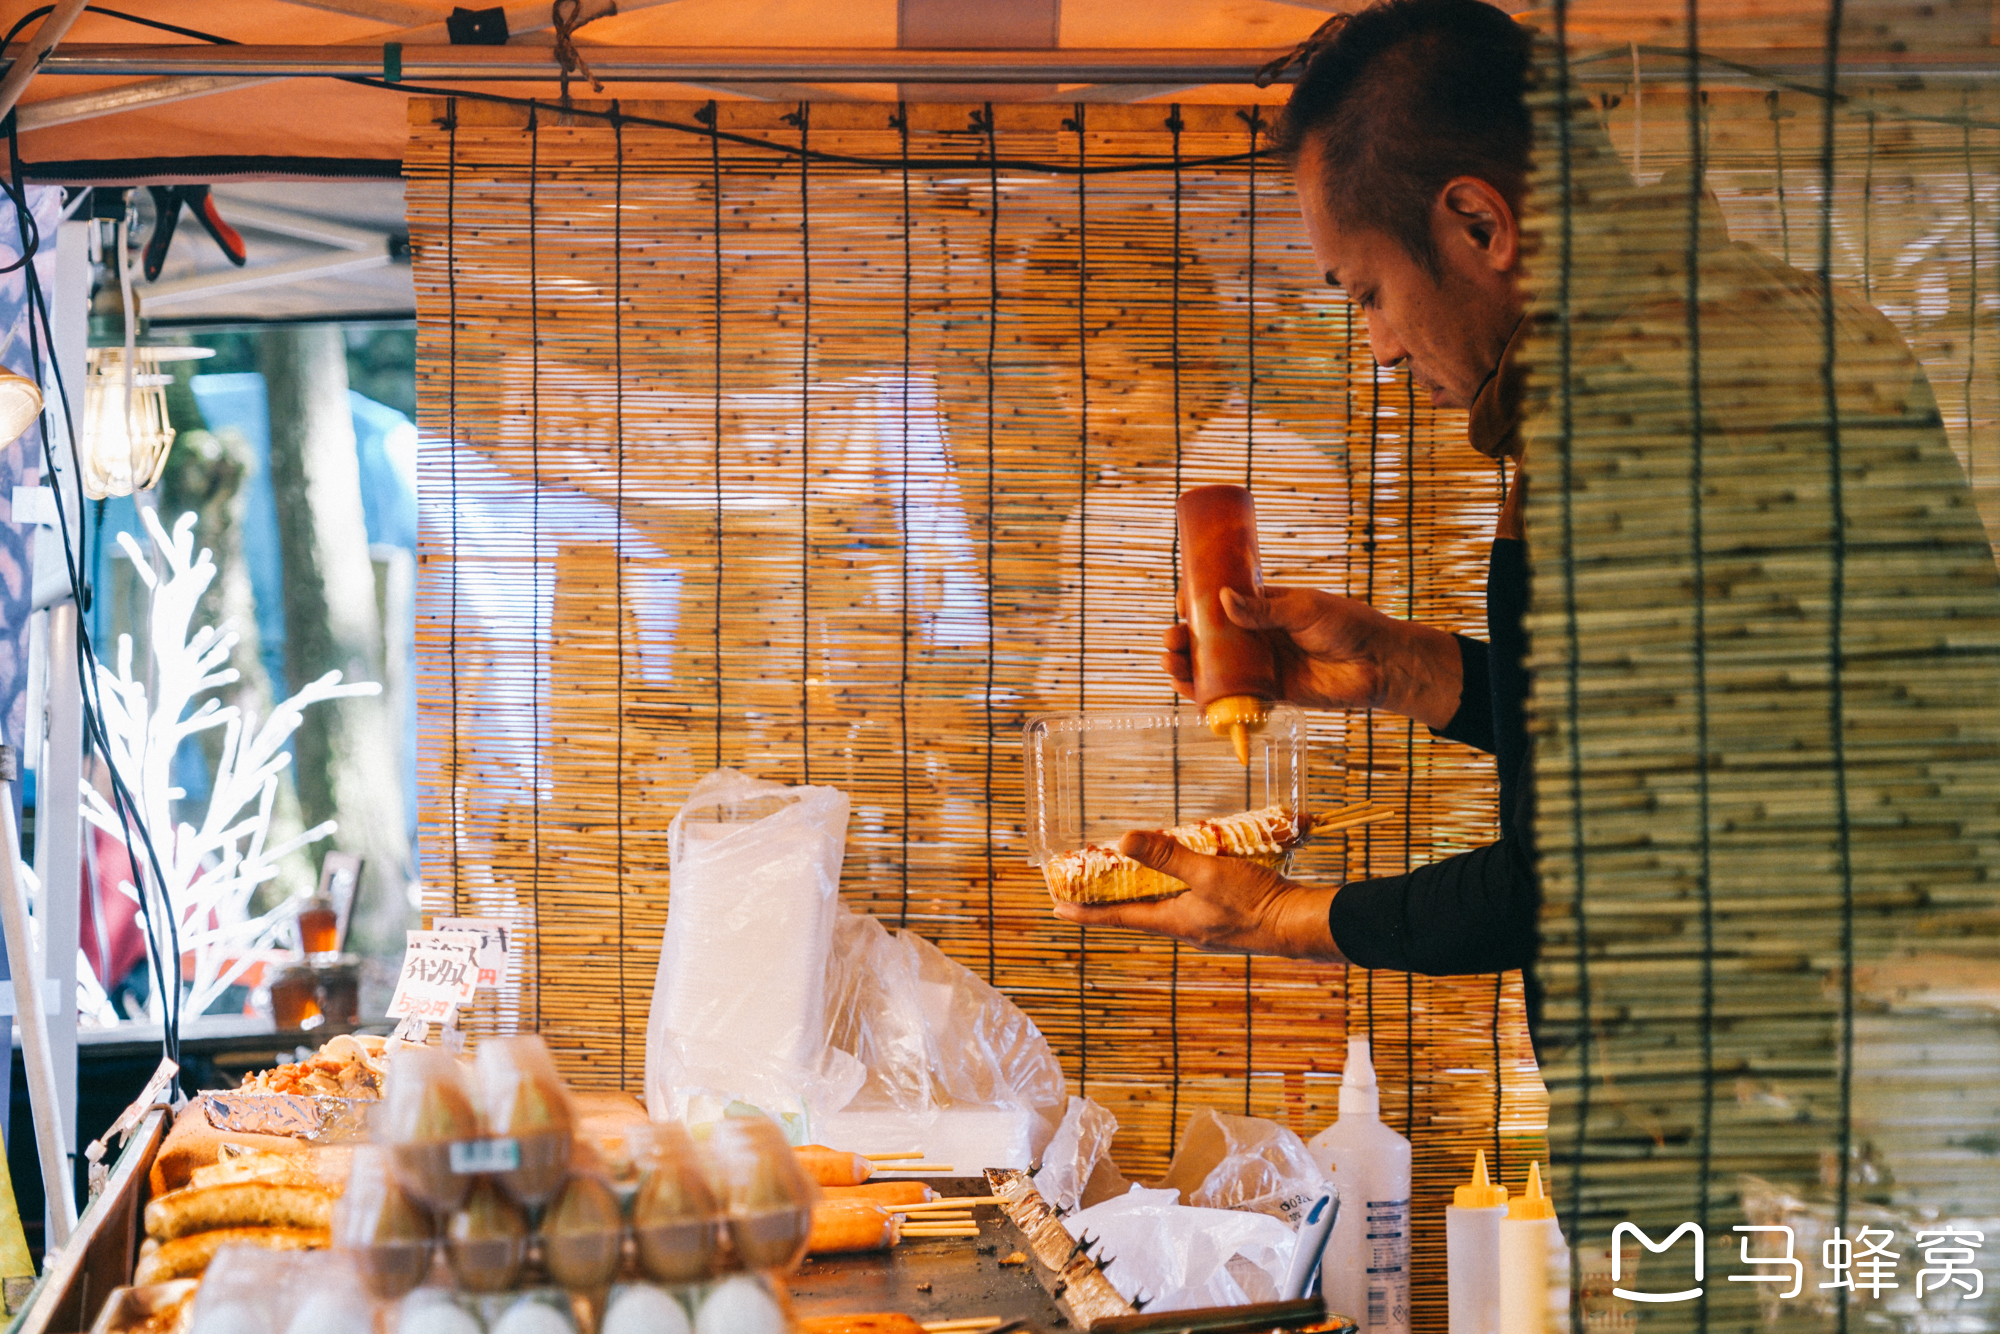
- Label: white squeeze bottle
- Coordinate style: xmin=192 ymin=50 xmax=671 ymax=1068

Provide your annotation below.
xmin=1307 ymin=1037 xmax=1411 ymax=1334
xmin=1497 ymin=1162 xmax=1570 ymax=1334
xmin=1446 ymin=1150 xmax=1508 ymax=1334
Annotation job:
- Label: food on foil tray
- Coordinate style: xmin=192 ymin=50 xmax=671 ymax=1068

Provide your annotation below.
xmin=237 ymin=1033 xmax=387 ymax=1098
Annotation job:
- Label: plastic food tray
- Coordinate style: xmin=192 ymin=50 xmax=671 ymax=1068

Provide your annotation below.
xmin=1022 ymin=704 xmax=1309 ymax=868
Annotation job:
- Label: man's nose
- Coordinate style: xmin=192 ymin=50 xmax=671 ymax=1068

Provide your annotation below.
xmin=1365 ymin=316 xmax=1408 ymax=370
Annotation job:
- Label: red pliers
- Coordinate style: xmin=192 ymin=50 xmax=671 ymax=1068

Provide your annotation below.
xmin=144 ymin=186 xmax=247 ymax=281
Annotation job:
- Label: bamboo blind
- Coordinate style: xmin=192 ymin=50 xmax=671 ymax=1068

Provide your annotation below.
xmin=1521 ymin=22 xmax=2000 ymax=1334
xmin=405 ymin=98 xmax=1547 ymax=1330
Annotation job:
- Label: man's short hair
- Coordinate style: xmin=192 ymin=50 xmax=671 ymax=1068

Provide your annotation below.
xmin=1274 ymin=0 xmax=1532 ymax=277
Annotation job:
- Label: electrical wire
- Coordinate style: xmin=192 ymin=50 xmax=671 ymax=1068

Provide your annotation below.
xmin=2 ymin=158 xmax=184 ymax=1071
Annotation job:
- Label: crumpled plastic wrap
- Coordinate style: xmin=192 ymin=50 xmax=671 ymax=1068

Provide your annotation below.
xmin=821 ymin=903 xmax=1067 ymax=1155
xmin=645 ymin=770 xmax=864 ymax=1134
xmin=1034 ymin=1096 xmax=1120 ymax=1213
xmin=1064 ymin=1185 xmax=1297 ymax=1312
xmin=1159 ymin=1107 xmax=1332 ymax=1228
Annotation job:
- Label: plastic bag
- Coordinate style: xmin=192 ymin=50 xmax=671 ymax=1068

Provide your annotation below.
xmin=1035 ymin=1096 xmax=1120 ymax=1213
xmin=1159 ymin=1107 xmax=1332 ymax=1228
xmin=821 ymin=903 xmax=1068 ymax=1156
xmin=823 ymin=907 xmax=934 ymax=1116
xmin=1065 ymin=1185 xmax=1296 ymax=1312
xmin=645 ymin=769 xmax=864 ymax=1134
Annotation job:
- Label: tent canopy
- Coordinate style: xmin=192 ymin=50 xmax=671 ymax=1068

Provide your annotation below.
xmin=8 ymin=0 xmax=1351 ymax=181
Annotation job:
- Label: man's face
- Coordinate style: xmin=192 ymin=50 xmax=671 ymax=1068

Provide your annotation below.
xmin=1297 ymin=152 xmax=1521 ymax=411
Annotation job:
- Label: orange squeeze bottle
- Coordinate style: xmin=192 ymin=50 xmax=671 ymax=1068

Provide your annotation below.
xmin=1176 ymin=484 xmax=1279 ymax=764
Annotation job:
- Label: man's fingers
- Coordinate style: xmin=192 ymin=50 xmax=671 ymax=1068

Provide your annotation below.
xmin=1117 ymin=829 xmax=1214 ymax=891
xmin=1220 ymin=584 xmax=1300 ymax=631
xmin=1052 ymin=898 xmax=1180 ymax=932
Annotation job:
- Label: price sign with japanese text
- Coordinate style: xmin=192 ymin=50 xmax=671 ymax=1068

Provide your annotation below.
xmin=432 ymin=916 xmax=511 ymax=990
xmin=387 ymin=931 xmax=482 ymax=1019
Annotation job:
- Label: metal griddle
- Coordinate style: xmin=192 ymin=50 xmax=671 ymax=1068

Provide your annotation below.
xmin=788 ymin=1174 xmax=1103 ymax=1331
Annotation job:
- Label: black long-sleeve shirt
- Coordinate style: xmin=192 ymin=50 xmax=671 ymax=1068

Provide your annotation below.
xmin=1325 ymin=538 xmax=1540 ymax=1023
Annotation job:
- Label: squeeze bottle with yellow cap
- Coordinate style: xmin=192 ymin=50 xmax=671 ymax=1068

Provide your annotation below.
xmin=1446 ymin=1151 xmax=1507 ymax=1334
xmin=1497 ymin=1163 xmax=1569 ymax=1334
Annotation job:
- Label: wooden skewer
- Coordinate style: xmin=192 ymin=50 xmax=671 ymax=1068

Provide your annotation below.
xmin=921 ymin=1320 xmax=1005 ymax=1333
xmin=875 ymin=1163 xmax=953 ymax=1172
xmin=862 ymin=1151 xmax=925 ymax=1161
xmin=894 ymin=1196 xmax=998 ymax=1212
xmin=902 ymin=1224 xmax=982 ymax=1238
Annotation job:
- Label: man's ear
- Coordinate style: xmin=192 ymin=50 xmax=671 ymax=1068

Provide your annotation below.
xmin=1436 ymin=176 xmax=1520 ymax=274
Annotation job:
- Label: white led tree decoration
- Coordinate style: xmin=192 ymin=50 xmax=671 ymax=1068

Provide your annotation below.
xmin=78 ymin=507 xmax=381 ymax=1021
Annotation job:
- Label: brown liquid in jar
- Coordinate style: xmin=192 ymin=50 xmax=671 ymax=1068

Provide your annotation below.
xmin=1177 ymin=484 xmax=1277 ymax=761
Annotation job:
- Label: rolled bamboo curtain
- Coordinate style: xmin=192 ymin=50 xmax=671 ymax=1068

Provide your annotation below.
xmin=405 ymin=98 xmax=1546 ymax=1330
xmin=1519 ymin=16 xmax=2000 ymax=1331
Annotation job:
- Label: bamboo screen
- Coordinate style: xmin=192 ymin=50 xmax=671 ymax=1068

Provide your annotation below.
xmin=404 ymin=98 xmax=1548 ymax=1328
xmin=1517 ymin=10 xmax=2000 ymax=1333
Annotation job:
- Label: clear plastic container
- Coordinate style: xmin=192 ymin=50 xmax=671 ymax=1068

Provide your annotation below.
xmin=1022 ymin=704 xmax=1310 ymax=869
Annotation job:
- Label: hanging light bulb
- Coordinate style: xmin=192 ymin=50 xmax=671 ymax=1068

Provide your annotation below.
xmin=79 ymin=345 xmax=213 ymax=500
xmin=81 ymin=346 xmax=174 ymax=499
xmin=0 ymin=365 xmax=41 ymax=445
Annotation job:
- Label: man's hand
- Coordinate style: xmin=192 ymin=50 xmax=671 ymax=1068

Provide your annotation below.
xmin=1162 ymin=585 xmax=1464 ymax=730
xmin=1051 ymin=830 xmax=1346 ymax=962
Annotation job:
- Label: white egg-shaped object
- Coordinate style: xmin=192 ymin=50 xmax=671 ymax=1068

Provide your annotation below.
xmin=395 ymin=1293 xmax=485 ymax=1334
xmin=603 ymin=1285 xmax=694 ymax=1334
xmin=489 ymin=1298 xmax=577 ymax=1334
xmin=694 ymin=1276 xmax=787 ymax=1334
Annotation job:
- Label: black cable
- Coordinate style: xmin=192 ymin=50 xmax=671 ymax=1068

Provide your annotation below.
xmin=446 ymin=99 xmax=462 ymax=921
xmin=526 ymin=102 xmax=542 ymax=1035
xmin=1241 ymin=106 xmax=1260 ymax=1121
xmin=703 ymin=101 xmax=723 ymax=772
xmin=612 ymin=100 xmax=628 ymax=1086
xmin=1861 ymin=112 xmax=1875 ymax=300
xmin=1686 ymin=6 xmax=1717 ymax=1327
xmin=1817 ymin=6 xmax=1857 ymax=1331
xmin=1166 ymin=102 xmax=1184 ymax=1151
xmin=1069 ymin=102 xmax=1088 ymax=1098
xmin=2 ymin=5 xmax=241 ymax=51
xmin=1403 ymin=368 xmax=1416 ymax=1144
xmin=1492 ymin=970 xmax=1503 ymax=1179
xmin=896 ymin=103 xmax=911 ymax=932
xmin=790 ymin=101 xmax=811 ymax=782
xmin=1964 ymin=114 xmax=1976 ymax=498
xmin=1553 ymin=0 xmax=1596 ymax=1302
xmin=981 ymin=104 xmax=997 ymax=988
xmin=6 ymin=142 xmax=182 ymax=1070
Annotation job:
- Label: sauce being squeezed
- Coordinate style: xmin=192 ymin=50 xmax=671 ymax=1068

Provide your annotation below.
xmin=1177 ymin=484 xmax=1278 ymax=763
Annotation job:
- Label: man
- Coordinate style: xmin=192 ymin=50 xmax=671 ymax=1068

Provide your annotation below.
xmin=1055 ymin=0 xmax=1545 ymax=1000
xmin=1054 ymin=0 xmax=2000 ymax=1075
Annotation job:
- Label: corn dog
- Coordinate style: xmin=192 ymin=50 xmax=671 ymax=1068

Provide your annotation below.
xmin=807 ymin=1199 xmax=901 ymax=1254
xmin=798 ymin=1317 xmax=927 ymax=1334
xmin=819 ymin=1181 xmax=935 ymax=1207
xmin=794 ymin=1145 xmax=873 ymax=1187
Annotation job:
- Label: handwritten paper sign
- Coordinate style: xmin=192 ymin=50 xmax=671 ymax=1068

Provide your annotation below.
xmin=432 ymin=916 xmax=511 ymax=990
xmin=387 ymin=930 xmax=482 ymax=1020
